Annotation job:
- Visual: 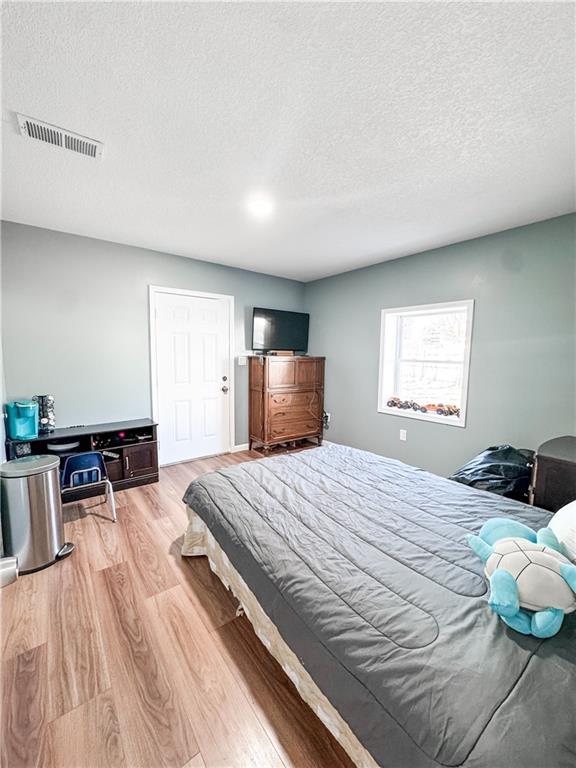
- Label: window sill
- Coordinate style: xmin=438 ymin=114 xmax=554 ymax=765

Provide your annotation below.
xmin=378 ymin=405 xmax=466 ymax=428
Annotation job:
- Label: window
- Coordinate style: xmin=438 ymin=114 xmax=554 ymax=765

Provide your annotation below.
xmin=378 ymin=300 xmax=474 ymax=427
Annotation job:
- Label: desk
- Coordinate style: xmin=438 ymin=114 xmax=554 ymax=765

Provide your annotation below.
xmin=5 ymin=418 xmax=159 ymax=502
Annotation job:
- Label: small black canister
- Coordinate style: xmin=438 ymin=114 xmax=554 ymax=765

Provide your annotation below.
xmin=32 ymin=395 xmax=56 ymax=433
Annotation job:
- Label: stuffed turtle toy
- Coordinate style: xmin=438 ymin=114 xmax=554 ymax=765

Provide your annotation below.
xmin=468 ymin=518 xmax=576 ymax=638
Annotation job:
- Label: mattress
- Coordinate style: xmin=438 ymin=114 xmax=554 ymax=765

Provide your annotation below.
xmin=182 ymin=443 xmax=576 ymax=768
xmin=183 ymin=506 xmax=380 ymax=768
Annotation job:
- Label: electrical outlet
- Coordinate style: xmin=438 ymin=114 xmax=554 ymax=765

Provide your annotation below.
xmin=238 ymin=356 xmax=247 ymax=366
xmin=399 ymin=429 xmax=407 ymax=442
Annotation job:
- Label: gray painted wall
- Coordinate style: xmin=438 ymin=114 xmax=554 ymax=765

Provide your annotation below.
xmin=1 ymin=222 xmax=305 ymax=444
xmin=305 ymin=215 xmax=576 ymax=476
xmin=2 ymin=216 xmax=574 ymax=474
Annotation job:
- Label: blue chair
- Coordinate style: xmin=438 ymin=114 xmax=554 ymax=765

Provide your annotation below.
xmin=61 ymin=452 xmax=117 ymax=522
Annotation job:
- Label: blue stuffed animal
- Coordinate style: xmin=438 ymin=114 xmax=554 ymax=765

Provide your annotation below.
xmin=468 ymin=518 xmax=576 ymax=638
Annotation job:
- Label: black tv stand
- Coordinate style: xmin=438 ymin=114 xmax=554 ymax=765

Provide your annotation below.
xmin=5 ymin=418 xmax=159 ymax=502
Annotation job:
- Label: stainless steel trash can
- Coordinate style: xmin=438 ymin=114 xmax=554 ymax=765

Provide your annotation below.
xmin=0 ymin=455 xmax=74 ymax=574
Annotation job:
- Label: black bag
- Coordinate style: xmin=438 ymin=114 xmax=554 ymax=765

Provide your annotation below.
xmin=449 ymin=445 xmax=535 ymax=503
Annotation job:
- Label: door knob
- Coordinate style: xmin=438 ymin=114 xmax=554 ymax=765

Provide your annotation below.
xmin=222 ymin=385 xmax=229 ymax=393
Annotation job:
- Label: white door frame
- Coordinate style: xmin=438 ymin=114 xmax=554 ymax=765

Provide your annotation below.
xmin=148 ymin=285 xmax=235 ymax=463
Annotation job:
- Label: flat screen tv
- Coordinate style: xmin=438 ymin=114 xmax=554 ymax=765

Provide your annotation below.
xmin=252 ymin=307 xmax=309 ymax=353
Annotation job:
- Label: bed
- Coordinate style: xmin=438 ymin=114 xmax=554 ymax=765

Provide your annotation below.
xmin=182 ymin=443 xmax=576 ymax=768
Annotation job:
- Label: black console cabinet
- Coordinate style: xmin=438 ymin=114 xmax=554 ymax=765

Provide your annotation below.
xmin=531 ymin=436 xmax=576 ymax=512
xmin=5 ymin=418 xmax=159 ymax=502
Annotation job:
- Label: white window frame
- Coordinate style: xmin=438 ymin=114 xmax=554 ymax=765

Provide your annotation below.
xmin=377 ymin=299 xmax=474 ymax=428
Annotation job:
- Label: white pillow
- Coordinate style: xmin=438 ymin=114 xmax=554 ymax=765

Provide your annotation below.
xmin=549 ymin=500 xmax=576 ymax=562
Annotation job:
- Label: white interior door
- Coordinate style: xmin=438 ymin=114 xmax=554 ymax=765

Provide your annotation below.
xmin=153 ymin=290 xmax=232 ymax=464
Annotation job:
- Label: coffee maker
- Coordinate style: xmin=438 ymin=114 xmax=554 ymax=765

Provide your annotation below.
xmin=5 ymin=401 xmax=39 ymax=440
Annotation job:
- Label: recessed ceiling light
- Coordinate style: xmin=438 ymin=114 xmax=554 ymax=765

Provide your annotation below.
xmin=245 ymin=191 xmax=276 ymax=220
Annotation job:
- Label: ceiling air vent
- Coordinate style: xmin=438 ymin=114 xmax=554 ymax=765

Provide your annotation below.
xmin=17 ymin=114 xmax=103 ymax=159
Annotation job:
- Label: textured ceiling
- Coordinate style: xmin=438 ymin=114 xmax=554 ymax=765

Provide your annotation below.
xmin=2 ymin=2 xmax=575 ymax=281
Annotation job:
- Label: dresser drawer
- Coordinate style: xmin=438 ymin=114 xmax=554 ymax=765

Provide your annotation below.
xmin=270 ymin=405 xmax=320 ymax=423
xmin=268 ymin=398 xmax=322 ymax=424
xmin=268 ymin=419 xmax=321 ymax=440
xmin=269 ymin=391 xmax=320 ymax=408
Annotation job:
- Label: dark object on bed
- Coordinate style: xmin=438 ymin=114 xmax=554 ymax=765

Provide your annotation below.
xmin=449 ymin=444 xmax=534 ymax=502
xmin=532 ymin=435 xmax=576 ymax=512
xmin=183 ymin=444 xmax=575 ymax=768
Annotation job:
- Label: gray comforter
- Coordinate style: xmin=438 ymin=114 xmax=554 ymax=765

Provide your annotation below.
xmin=183 ymin=443 xmax=576 ymax=768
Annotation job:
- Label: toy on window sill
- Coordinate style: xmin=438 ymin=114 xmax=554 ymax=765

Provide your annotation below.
xmin=467 ymin=518 xmax=576 ymax=638
xmin=386 ymin=397 xmax=460 ymax=417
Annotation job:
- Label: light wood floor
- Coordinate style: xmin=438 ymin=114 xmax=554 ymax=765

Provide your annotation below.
xmin=1 ymin=450 xmax=353 ymax=768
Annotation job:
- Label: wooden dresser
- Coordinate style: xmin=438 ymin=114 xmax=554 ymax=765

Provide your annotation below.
xmin=531 ymin=435 xmax=576 ymax=512
xmin=249 ymin=356 xmax=325 ymax=451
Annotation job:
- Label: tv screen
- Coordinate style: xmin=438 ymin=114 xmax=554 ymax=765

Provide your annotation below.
xmin=252 ymin=308 xmax=309 ymax=353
